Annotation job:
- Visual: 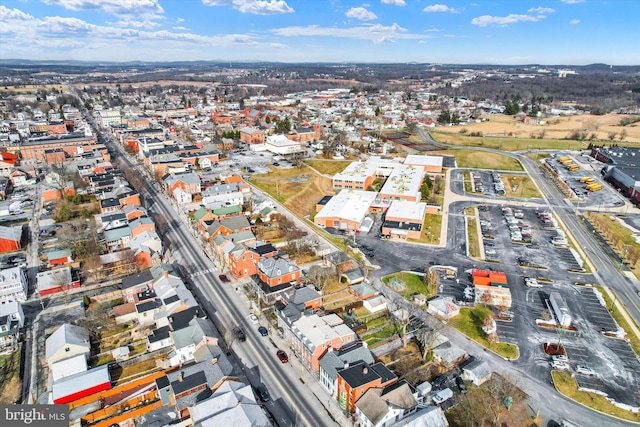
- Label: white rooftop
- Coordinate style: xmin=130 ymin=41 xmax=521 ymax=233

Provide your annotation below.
xmin=379 ymin=165 xmax=423 ymax=200
xmin=404 ymin=154 xmax=443 ymax=168
xmin=292 ymin=314 xmax=354 ymax=350
xmin=333 ymin=160 xmax=379 ymax=183
xmin=315 ymin=190 xmax=376 ymax=224
xmin=386 ymin=200 xmax=427 ymax=222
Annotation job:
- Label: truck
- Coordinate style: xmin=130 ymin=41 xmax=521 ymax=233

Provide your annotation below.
xmin=580 ymin=177 xmax=595 ymax=184
xmin=586 ymin=183 xmax=602 ymax=191
xmin=567 ymin=164 xmax=579 ymax=171
xmin=559 ymin=156 xmax=570 ymax=162
xmin=560 ymin=159 xmax=573 ymax=165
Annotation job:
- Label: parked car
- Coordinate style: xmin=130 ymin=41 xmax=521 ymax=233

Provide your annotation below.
xmin=551 ymin=361 xmax=570 ymax=371
xmin=233 ymin=327 xmax=246 ymax=342
xmin=276 ymin=350 xmax=289 ymax=363
xmin=218 ymin=274 xmax=230 ymax=283
xmin=432 ymin=375 xmax=448 ymax=388
xmin=575 ymin=365 xmax=595 ymax=376
xmin=249 ymin=313 xmax=259 ymax=324
xmin=552 ymin=354 xmax=569 ymax=362
xmin=258 ymin=326 xmax=268 ymax=336
xmin=456 ymin=377 xmax=467 ymax=394
xmin=256 ymin=384 xmax=270 ymax=402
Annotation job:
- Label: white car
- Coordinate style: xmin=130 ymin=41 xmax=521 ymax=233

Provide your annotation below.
xmin=551 ymin=354 xmax=569 ymax=362
xmin=575 ymin=365 xmax=595 ymax=376
xmin=551 ymin=361 xmax=571 ymax=371
xmin=249 ymin=314 xmax=259 ymax=324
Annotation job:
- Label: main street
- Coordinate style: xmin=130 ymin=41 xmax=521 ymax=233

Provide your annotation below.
xmin=83 ymin=110 xmax=339 ymax=426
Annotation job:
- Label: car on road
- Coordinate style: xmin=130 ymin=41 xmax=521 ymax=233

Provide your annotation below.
xmin=258 ymin=326 xmax=268 ymax=336
xmin=256 ymin=384 xmax=270 ymax=402
xmin=276 ymin=350 xmax=288 ymax=363
xmin=218 ymin=274 xmax=230 ymax=283
xmin=233 ymin=327 xmax=246 ymax=342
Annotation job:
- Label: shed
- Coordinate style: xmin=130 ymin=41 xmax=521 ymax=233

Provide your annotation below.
xmin=462 ymin=359 xmax=492 ymax=386
xmin=52 ymin=364 xmax=111 ymax=404
xmin=112 ymin=346 xmax=130 ymax=361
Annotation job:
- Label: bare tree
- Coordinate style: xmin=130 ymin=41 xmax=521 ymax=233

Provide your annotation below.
xmin=416 ymin=324 xmax=443 ymax=361
xmin=305 ymin=265 xmax=334 ymax=291
xmin=388 ymin=297 xmax=419 ymax=348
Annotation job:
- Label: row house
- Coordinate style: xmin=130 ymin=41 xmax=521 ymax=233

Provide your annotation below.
xmin=19 ymin=133 xmax=100 ymax=162
xmin=204 ymin=216 xmax=252 ymax=241
xmin=256 ymin=256 xmax=300 ymax=289
xmin=164 ymin=172 xmax=202 ymax=195
xmin=287 ymin=313 xmax=357 ymax=372
xmin=0 ymin=301 xmax=24 ymax=350
xmin=149 ymin=153 xmax=186 ymax=177
xmin=239 ymin=127 xmax=266 ymax=145
xmin=0 ymin=266 xmax=28 ymax=303
xmin=337 ymin=361 xmax=398 ymax=415
xmin=227 ymin=242 xmax=277 ymax=279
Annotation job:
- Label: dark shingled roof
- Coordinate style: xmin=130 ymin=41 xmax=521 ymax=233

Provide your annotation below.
xmin=171 ymin=371 xmax=207 ymax=395
xmin=122 ymin=270 xmax=154 ymax=289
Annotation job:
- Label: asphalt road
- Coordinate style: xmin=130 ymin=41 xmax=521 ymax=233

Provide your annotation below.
xmin=94 ymin=121 xmax=338 ymax=426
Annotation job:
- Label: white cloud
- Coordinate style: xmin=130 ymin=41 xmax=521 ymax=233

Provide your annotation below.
xmin=176 ymin=17 xmax=185 ymax=23
xmin=114 ymin=19 xmax=162 ymax=29
xmin=346 ymin=7 xmax=378 ymax=21
xmin=271 ymin=23 xmax=425 ymax=44
xmin=561 ymin=0 xmax=585 ymax=3
xmin=381 ymin=0 xmax=406 ymax=6
xmin=202 ymin=0 xmax=294 ymax=15
xmin=528 ymin=7 xmax=555 ymax=14
xmin=569 ymin=19 xmax=581 ymax=24
xmin=471 ymin=14 xmax=542 ymax=27
xmin=423 ymin=4 xmax=458 ymax=13
xmin=42 ymin=0 xmax=164 ymax=18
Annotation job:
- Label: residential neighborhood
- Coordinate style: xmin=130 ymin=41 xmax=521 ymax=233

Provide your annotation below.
xmin=0 ymin=61 xmax=639 ymax=427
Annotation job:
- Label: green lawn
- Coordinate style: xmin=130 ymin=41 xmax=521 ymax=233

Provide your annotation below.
xmin=449 ymin=307 xmax=519 ymax=359
xmin=465 ymin=207 xmax=480 ymax=258
xmin=409 ymin=213 xmax=442 ymax=244
xmin=552 ymin=371 xmax=640 ymax=422
xmin=362 ymin=324 xmax=398 ymax=348
xmin=463 ymin=172 xmax=473 ymax=193
xmin=383 ymin=272 xmax=436 ymax=299
xmin=499 ymin=174 xmax=542 ymax=199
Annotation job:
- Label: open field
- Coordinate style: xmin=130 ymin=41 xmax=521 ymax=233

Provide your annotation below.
xmin=304 ymin=159 xmax=352 ymax=176
xmin=1 ymin=84 xmax=66 ymax=94
xmin=499 ymin=174 xmax=542 ymax=199
xmin=250 ymin=165 xmax=333 ymax=217
xmin=449 ymin=307 xmax=519 ymax=359
xmin=434 ymin=113 xmax=640 ymax=145
xmin=410 ymin=213 xmax=442 ymax=245
xmin=552 ymin=371 xmax=640 ymax=422
xmin=429 ymin=149 xmax=523 ymax=171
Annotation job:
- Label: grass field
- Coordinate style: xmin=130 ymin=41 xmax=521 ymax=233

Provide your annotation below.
xmin=595 ymin=286 xmax=640 ymax=354
xmin=304 ymin=159 xmax=352 ymax=175
xmin=499 ymin=174 xmax=542 ymax=199
xmin=429 ymin=149 xmax=524 ymax=171
xmin=465 ymin=207 xmax=480 ymax=258
xmin=382 ymin=272 xmax=436 ymax=299
xmin=250 ymin=165 xmax=333 ymax=217
xmin=408 ymin=213 xmax=442 ymax=244
xmin=0 ymin=84 xmax=66 ymax=94
xmin=449 ymin=307 xmax=519 ymax=359
xmin=433 ymin=113 xmax=640 ymax=145
xmin=552 ymin=371 xmax=640 ymax=422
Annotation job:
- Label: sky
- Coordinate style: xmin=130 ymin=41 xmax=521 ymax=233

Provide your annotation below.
xmin=0 ymin=0 xmax=638 ymax=65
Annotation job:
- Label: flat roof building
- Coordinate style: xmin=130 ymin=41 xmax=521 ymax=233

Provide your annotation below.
xmin=314 ymin=189 xmax=377 ymax=232
xmin=379 ymin=165 xmax=424 ymax=203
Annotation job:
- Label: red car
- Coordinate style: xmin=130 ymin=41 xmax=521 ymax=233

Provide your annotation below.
xmin=276 ymin=350 xmax=288 ymax=363
xmin=218 ymin=274 xmax=230 ymax=283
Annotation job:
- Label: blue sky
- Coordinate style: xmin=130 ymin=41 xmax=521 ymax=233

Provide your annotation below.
xmin=0 ymin=0 xmax=638 ymax=65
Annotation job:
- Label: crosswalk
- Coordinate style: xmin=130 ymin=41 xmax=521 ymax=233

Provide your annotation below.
xmin=190 ymin=267 xmax=216 ymax=278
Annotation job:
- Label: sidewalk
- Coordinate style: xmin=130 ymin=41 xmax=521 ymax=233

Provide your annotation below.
xmin=233 ymin=281 xmax=354 ymax=427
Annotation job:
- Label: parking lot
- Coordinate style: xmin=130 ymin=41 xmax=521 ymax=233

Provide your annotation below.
xmin=548 ymin=154 xmax=624 ymax=208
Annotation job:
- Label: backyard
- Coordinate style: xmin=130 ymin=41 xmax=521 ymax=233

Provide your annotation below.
xmin=449 ymin=306 xmax=519 ymax=360
xmin=304 ymin=159 xmax=352 ymax=176
xmin=0 ymin=350 xmax=22 ymax=404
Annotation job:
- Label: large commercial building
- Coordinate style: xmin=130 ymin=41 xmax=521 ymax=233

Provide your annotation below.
xmin=382 ymin=200 xmax=427 ymax=239
xmin=314 ymin=190 xmax=377 ymax=232
xmin=378 ymin=165 xmax=423 ymax=203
